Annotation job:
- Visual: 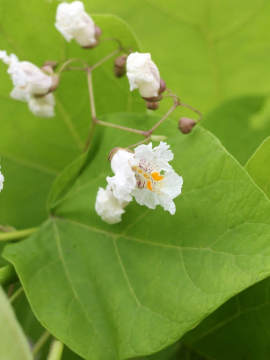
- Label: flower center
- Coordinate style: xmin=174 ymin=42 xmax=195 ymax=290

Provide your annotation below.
xmin=132 ymin=165 xmax=164 ymax=192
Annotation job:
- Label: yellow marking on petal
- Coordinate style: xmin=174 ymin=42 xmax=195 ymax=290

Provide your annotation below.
xmin=147 ymin=180 xmax=153 ymax=191
xmin=143 ymin=173 xmax=150 ymax=179
xmin=151 ymin=172 xmax=164 ymax=181
xmin=138 ymin=169 xmax=143 ymax=174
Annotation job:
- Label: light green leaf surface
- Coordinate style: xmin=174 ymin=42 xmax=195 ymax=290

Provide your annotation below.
xmin=0 ymin=286 xmax=33 ymax=360
xmin=182 ymin=137 xmax=270 ymax=360
xmin=202 ymin=95 xmax=270 ymax=164
xmin=5 ymin=114 xmax=270 ymax=359
xmin=86 ymin=0 xmax=270 ymax=112
xmin=0 ymin=0 xmax=143 ymax=228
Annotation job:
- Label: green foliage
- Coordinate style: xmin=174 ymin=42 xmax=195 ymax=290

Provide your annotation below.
xmin=0 ymin=286 xmax=33 ymax=360
xmin=4 ymin=115 xmax=270 ymax=359
xmin=86 ymin=0 xmax=270 ymax=111
xmin=0 ymin=1 xmax=143 ymax=229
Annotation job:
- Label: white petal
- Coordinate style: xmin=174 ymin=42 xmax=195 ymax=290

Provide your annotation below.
xmin=161 ymin=170 xmax=183 ymax=199
xmin=28 ymin=94 xmax=55 ymax=118
xmin=132 ymin=188 xmax=159 ymax=209
xmin=10 ymin=86 xmax=29 ymax=102
xmin=126 ymin=52 xmax=160 ymax=98
xmin=95 ymin=186 xmax=125 ymax=224
xmin=107 ymin=149 xmax=136 ymax=203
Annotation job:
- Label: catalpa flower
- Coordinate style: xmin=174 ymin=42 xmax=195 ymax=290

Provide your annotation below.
xmin=0 ymin=167 xmax=4 ymax=192
xmin=55 ymin=1 xmax=98 ymax=48
xmin=0 ymin=50 xmax=55 ymax=117
xmin=126 ymin=52 xmax=161 ymax=98
xmin=95 ymin=142 xmax=183 ymax=224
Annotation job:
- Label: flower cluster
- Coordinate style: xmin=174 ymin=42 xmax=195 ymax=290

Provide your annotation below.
xmin=95 ymin=142 xmax=183 ymax=224
xmin=0 ymin=51 xmax=55 ymax=117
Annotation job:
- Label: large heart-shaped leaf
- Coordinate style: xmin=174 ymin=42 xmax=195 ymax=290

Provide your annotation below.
xmin=86 ymin=0 xmax=270 ymax=111
xmin=0 ymin=286 xmax=33 ymax=360
xmin=0 ymin=0 xmax=143 ymax=228
xmin=4 ymin=114 xmax=270 ymax=359
xmin=183 ymin=137 xmax=270 ymax=360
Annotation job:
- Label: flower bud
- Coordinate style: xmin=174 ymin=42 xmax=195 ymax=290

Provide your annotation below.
xmin=126 ymin=52 xmax=160 ymax=98
xmin=146 ymin=101 xmax=159 ymax=110
xmin=55 ymin=1 xmax=98 ymax=48
xmin=178 ymin=117 xmax=196 ymax=134
xmin=159 ymin=79 xmax=166 ymax=94
xmin=114 ymin=55 xmax=127 ymax=77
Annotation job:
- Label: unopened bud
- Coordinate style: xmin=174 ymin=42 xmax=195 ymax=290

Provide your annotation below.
xmin=114 ymin=55 xmax=127 ymax=77
xmin=146 ymin=101 xmax=159 ymax=110
xmin=108 ymin=147 xmax=133 ymax=161
xmin=178 ymin=117 xmax=196 ymax=134
xmin=95 ymin=26 xmax=102 ymax=39
xmin=49 ymin=74 xmax=60 ymax=93
xmin=159 ymin=79 xmax=166 ymax=94
xmin=150 ymin=135 xmax=167 ymax=142
xmin=43 ymin=61 xmax=58 ymax=70
xmin=143 ymin=94 xmax=163 ymax=102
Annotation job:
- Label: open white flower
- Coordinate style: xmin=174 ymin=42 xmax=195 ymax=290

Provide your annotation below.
xmin=95 ymin=142 xmax=183 ymax=223
xmin=131 ymin=142 xmax=183 ymax=215
xmin=55 ymin=1 xmax=97 ymax=47
xmin=126 ymin=52 xmax=160 ymax=98
xmin=28 ymin=93 xmax=55 ymax=118
xmin=95 ymin=186 xmax=126 ymax=224
xmin=0 ymin=167 xmax=4 ymax=192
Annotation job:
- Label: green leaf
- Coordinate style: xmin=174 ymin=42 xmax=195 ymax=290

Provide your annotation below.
xmin=5 ymin=114 xmax=270 ymax=359
xmin=246 ymin=137 xmax=270 ymax=195
xmin=0 ymin=0 xmax=143 ymax=228
xmin=202 ymin=95 xmax=270 ymax=164
xmin=182 ymin=137 xmax=270 ymax=360
xmin=86 ymin=0 xmax=270 ymax=112
xmin=0 ymin=286 xmax=33 ymax=360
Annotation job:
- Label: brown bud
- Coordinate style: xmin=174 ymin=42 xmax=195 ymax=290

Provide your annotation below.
xmin=143 ymin=94 xmax=163 ymax=102
xmin=43 ymin=61 xmax=58 ymax=70
xmin=159 ymin=79 xmax=166 ymax=94
xmin=49 ymin=74 xmax=60 ymax=93
xmin=41 ymin=65 xmax=54 ymax=75
xmin=178 ymin=117 xmax=196 ymax=134
xmin=95 ymin=25 xmax=102 ymax=39
xmin=114 ymin=55 xmax=127 ymax=77
xmin=146 ymin=101 xmax=159 ymax=110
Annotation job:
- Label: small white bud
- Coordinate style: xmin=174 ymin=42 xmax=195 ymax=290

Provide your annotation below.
xmin=55 ymin=1 xmax=97 ymax=48
xmin=126 ymin=52 xmax=161 ymax=98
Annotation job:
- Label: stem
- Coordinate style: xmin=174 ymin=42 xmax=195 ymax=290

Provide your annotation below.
xmin=84 ymin=69 xmax=97 ymax=151
xmin=145 ymin=102 xmax=179 ymax=136
xmin=57 ymin=58 xmax=88 ymax=74
xmin=0 ymin=227 xmax=38 ymax=242
xmin=180 ymin=102 xmax=203 ymax=122
xmin=91 ymin=48 xmax=121 ymax=71
xmin=33 ymin=331 xmax=51 ymax=356
xmin=10 ymin=287 xmax=23 ymax=303
xmin=126 ymin=137 xmax=151 ymax=149
xmin=95 ymin=119 xmax=147 ymax=136
xmin=47 ymin=340 xmax=64 ymax=360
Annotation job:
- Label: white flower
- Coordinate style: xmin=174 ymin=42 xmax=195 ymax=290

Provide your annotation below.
xmin=95 ymin=186 xmax=126 ymax=224
xmin=55 ymin=1 xmax=97 ymax=47
xmin=107 ymin=149 xmax=137 ymax=203
xmin=0 ymin=51 xmax=52 ymax=101
xmin=126 ymin=52 xmax=160 ymax=98
xmin=131 ymin=142 xmax=183 ymax=215
xmin=28 ymin=93 xmax=55 ymax=118
xmin=95 ymin=142 xmax=183 ymax=224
